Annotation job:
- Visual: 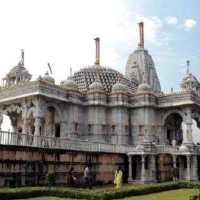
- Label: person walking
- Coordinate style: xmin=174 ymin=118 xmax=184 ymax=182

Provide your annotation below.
xmin=114 ymin=167 xmax=123 ymax=189
xmin=83 ymin=165 xmax=92 ymax=189
xmin=68 ymin=167 xmax=76 ymax=186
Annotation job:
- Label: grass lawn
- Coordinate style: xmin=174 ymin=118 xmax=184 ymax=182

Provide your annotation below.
xmin=19 ymin=198 xmax=72 ymax=200
xmin=121 ymin=189 xmax=197 ymax=200
xmin=18 ymin=189 xmax=198 ymax=200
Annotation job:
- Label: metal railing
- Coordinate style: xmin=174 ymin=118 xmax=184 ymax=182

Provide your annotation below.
xmin=0 ymin=131 xmax=133 ymax=154
xmin=0 ymin=131 xmax=199 ymax=154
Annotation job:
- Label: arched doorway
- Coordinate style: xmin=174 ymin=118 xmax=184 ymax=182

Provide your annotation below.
xmin=132 ymin=155 xmax=141 ymax=181
xmin=164 ymin=113 xmax=183 ymax=146
xmin=0 ymin=114 xmax=13 ymax=144
xmin=156 ymin=154 xmax=173 ymax=182
xmin=1 ymin=114 xmax=13 ymax=132
xmin=44 ymin=106 xmax=61 ymax=138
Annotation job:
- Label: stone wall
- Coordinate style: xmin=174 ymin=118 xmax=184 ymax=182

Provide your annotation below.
xmin=0 ymin=145 xmax=127 ymax=187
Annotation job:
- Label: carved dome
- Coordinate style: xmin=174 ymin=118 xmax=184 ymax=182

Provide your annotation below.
xmin=89 ymin=78 xmax=105 ymax=93
xmin=137 ymin=83 xmax=152 ymax=93
xmin=112 ymin=81 xmax=128 ymax=93
xmin=60 ymin=77 xmax=78 ymax=91
xmin=72 ymin=65 xmax=137 ymax=94
xmin=181 ymin=73 xmax=200 ymax=90
xmin=3 ymin=50 xmax=32 ymax=87
xmin=42 ymin=72 xmax=55 ymax=84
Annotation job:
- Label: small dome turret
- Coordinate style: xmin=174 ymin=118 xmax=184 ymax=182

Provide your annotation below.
xmin=3 ymin=50 xmax=32 ymax=86
xmin=89 ymin=78 xmax=105 ymax=93
xmin=137 ymin=83 xmax=152 ymax=93
xmin=60 ymin=77 xmax=78 ymax=91
xmin=181 ymin=61 xmax=200 ymax=92
xmin=42 ymin=71 xmax=55 ymax=84
xmin=112 ymin=81 xmax=128 ymax=94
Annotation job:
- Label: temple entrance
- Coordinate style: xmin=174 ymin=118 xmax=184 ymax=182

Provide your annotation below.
xmin=164 ymin=113 xmax=183 ymax=146
xmin=197 ymin=156 xmax=200 ymax=180
xmin=44 ymin=106 xmax=60 ymax=137
xmin=156 ymin=154 xmax=173 ymax=182
xmin=132 ymin=155 xmax=141 ymax=180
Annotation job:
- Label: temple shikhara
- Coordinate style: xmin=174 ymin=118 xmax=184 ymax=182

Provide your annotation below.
xmin=0 ymin=22 xmax=200 ymax=186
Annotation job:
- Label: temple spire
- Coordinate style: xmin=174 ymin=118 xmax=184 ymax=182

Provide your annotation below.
xmin=186 ymin=60 xmax=190 ymax=74
xmin=70 ymin=67 xmax=72 ymax=76
xmin=138 ymin=22 xmax=144 ymax=48
xmin=94 ymin=37 xmax=100 ymax=66
xmin=21 ymin=49 xmax=24 ymax=66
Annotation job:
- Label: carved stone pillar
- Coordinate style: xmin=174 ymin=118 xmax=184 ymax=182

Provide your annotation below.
xmin=128 ymin=155 xmax=133 ymax=182
xmin=34 ymin=117 xmax=43 ymax=136
xmin=0 ymin=113 xmax=3 ymax=130
xmin=172 ymin=155 xmax=177 ymax=168
xmin=186 ymin=155 xmax=191 ymax=180
xmin=191 ymin=155 xmax=198 ymax=181
xmin=172 ymin=155 xmax=177 ymax=181
xmin=150 ymin=155 xmax=156 ymax=182
xmin=22 ymin=118 xmax=29 ymax=135
xmin=34 ymin=117 xmax=43 ymax=146
xmin=60 ymin=121 xmax=68 ymax=138
xmin=183 ymin=108 xmax=193 ymax=145
xmin=141 ymin=155 xmax=146 ymax=182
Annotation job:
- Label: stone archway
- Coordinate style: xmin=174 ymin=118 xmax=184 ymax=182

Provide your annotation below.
xmin=0 ymin=114 xmax=13 ymax=132
xmin=164 ymin=113 xmax=183 ymax=146
xmin=43 ymin=104 xmax=61 ymax=138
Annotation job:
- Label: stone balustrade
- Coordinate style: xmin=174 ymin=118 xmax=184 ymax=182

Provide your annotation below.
xmin=0 ymin=130 xmax=133 ymax=154
xmin=0 ymin=131 xmax=199 ymax=155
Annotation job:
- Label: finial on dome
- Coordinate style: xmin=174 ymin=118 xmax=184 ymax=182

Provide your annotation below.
xmin=94 ymin=37 xmax=100 ymax=65
xmin=138 ymin=22 xmax=144 ymax=48
xmin=48 ymin=62 xmax=53 ymax=75
xmin=186 ymin=60 xmax=190 ymax=74
xmin=21 ymin=49 xmax=24 ymax=66
xmin=70 ymin=67 xmax=72 ymax=76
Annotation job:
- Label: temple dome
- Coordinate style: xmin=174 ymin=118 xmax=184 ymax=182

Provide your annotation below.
xmin=112 ymin=81 xmax=128 ymax=93
xmin=8 ymin=64 xmax=26 ymax=76
xmin=72 ymin=65 xmax=137 ymax=94
xmin=181 ymin=73 xmax=199 ymax=91
xmin=60 ymin=77 xmax=78 ymax=91
xmin=89 ymin=79 xmax=104 ymax=93
xmin=42 ymin=71 xmax=55 ymax=84
xmin=3 ymin=56 xmax=32 ymax=86
xmin=137 ymin=83 xmax=152 ymax=93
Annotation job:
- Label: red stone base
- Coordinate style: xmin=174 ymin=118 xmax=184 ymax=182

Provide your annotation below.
xmin=0 ymin=145 xmax=127 ymax=186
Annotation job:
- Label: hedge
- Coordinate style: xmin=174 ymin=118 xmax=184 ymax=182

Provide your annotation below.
xmin=0 ymin=181 xmax=199 ymax=200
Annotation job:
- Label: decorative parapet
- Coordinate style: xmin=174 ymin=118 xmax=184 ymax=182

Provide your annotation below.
xmin=1 ymin=131 xmax=200 ymax=155
xmin=158 ymin=90 xmax=200 ymax=108
xmin=130 ymin=93 xmax=158 ymax=108
xmin=0 ymin=80 xmax=83 ymax=104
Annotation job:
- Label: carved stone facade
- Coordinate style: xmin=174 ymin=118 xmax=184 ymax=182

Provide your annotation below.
xmin=0 ymin=22 xmax=200 ymax=185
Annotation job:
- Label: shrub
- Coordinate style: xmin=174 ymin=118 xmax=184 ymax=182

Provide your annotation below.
xmin=48 ymin=173 xmax=56 ymax=187
xmin=0 ymin=181 xmax=199 ymax=200
xmin=190 ymin=188 xmax=200 ymax=200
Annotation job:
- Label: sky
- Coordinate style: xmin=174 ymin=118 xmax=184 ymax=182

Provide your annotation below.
xmin=0 ymin=0 xmax=199 ymax=92
xmin=0 ymin=0 xmax=200 ymax=140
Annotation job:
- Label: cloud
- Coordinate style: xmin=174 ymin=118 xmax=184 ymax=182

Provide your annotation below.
xmin=184 ymin=19 xmax=197 ymax=29
xmin=165 ymin=16 xmax=178 ymax=25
